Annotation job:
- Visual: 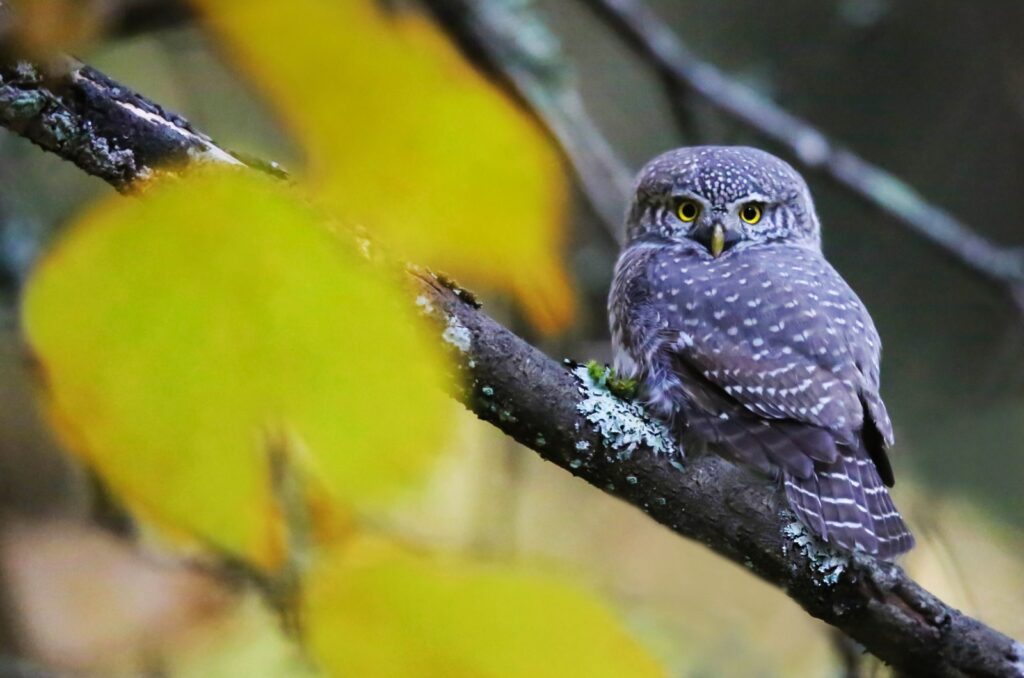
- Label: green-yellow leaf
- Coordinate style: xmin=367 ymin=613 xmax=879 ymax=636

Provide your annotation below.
xmin=193 ymin=0 xmax=574 ymax=333
xmin=304 ymin=536 xmax=666 ymax=678
xmin=22 ymin=169 xmax=452 ymax=568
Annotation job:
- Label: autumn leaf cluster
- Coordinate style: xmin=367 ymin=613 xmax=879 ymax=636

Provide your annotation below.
xmin=16 ymin=0 xmax=663 ymax=675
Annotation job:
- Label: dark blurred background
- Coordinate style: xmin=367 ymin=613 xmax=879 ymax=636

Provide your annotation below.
xmin=1 ymin=0 xmax=1022 ymax=674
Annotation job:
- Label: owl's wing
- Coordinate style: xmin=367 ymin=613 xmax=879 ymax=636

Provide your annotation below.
xmin=642 ymin=245 xmax=893 ymax=476
xmin=842 ymin=301 xmax=896 ymax=485
xmin=657 ymin=328 xmax=851 ymax=478
xmin=660 ymin=306 xmax=868 ymax=455
xmin=662 ymin=326 xmax=863 ymax=444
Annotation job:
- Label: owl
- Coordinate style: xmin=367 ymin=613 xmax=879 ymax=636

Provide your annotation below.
xmin=609 ymin=146 xmax=914 ymax=560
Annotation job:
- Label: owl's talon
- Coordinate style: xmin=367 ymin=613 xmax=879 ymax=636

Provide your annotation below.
xmin=607 ymin=374 xmax=639 ymax=400
xmin=584 ymin=360 xmax=639 ymax=400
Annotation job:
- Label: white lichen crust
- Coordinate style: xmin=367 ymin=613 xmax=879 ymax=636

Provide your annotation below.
xmin=441 ymin=315 xmax=472 ymax=353
xmin=414 ymin=294 xmax=435 ymax=315
xmin=573 ymin=365 xmax=676 ymax=460
xmin=782 ymin=520 xmax=849 ymax=586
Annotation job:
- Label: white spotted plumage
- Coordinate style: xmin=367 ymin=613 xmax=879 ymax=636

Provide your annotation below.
xmin=610 ymin=146 xmax=914 ymax=560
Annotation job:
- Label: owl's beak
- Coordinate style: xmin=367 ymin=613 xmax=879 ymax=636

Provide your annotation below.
xmin=692 ymin=222 xmax=738 ymax=257
xmin=710 ymin=224 xmax=725 ymax=258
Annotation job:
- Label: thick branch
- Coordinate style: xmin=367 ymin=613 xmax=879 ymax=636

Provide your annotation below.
xmin=0 ymin=58 xmax=280 ymax=191
xmin=0 ymin=55 xmax=1021 ymax=676
xmin=416 ymin=270 xmax=1024 ymax=678
xmin=581 ymin=0 xmax=1024 ymax=308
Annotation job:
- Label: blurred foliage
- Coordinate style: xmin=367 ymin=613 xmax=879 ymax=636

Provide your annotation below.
xmin=10 ymin=0 xmax=666 ymax=675
xmin=195 ymin=0 xmax=574 ymax=333
xmin=304 ymin=535 xmax=663 ymax=677
xmin=23 ymin=169 xmax=453 ymax=567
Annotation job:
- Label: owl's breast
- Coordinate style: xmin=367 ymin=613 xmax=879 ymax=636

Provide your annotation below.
xmin=642 ymin=246 xmax=863 ymax=363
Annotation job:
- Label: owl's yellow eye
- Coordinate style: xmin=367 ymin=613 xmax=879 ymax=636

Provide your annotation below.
xmin=740 ymin=203 xmax=763 ymax=224
xmin=677 ymin=200 xmax=700 ymax=222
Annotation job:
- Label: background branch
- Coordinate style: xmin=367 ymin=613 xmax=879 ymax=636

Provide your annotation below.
xmin=417 ymin=0 xmax=1024 ymax=315
xmin=581 ymin=0 xmax=1024 ymax=310
xmin=0 ymin=52 xmax=1021 ymax=676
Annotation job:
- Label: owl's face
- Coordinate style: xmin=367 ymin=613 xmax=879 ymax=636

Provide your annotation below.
xmin=625 ymin=146 xmax=821 ymax=257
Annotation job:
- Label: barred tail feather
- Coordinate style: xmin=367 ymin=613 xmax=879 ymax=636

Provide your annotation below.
xmin=692 ymin=410 xmax=839 ymax=480
xmin=784 ymin=448 xmax=914 ymax=561
xmin=864 ymin=466 xmax=915 ymax=559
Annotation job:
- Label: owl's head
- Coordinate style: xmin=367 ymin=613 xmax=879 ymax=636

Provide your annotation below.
xmin=625 ymin=146 xmax=821 ymax=256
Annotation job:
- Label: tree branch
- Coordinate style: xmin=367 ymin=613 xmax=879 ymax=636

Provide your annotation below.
xmin=0 ymin=58 xmax=280 ymax=191
xmin=580 ymin=0 xmax=1024 ymax=310
xmin=0 ymin=53 xmax=1022 ymax=677
xmin=415 ymin=268 xmax=1024 ymax=678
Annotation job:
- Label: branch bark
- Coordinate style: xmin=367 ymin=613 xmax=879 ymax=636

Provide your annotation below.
xmin=0 ymin=58 xmax=279 ymax=191
xmin=0 ymin=50 xmax=1022 ymax=677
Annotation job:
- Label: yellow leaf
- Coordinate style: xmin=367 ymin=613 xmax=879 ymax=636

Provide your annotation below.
xmin=22 ymin=169 xmax=452 ymax=568
xmin=304 ymin=536 xmax=666 ymax=678
xmin=193 ymin=0 xmax=574 ymax=333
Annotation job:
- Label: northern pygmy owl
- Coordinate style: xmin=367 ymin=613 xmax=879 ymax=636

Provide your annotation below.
xmin=609 ymin=146 xmax=913 ymax=560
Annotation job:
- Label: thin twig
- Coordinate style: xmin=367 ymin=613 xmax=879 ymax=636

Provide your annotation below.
xmin=0 ymin=52 xmax=1021 ymax=674
xmin=581 ymin=0 xmax=1024 ymax=307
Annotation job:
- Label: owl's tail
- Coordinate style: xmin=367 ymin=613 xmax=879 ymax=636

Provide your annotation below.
xmin=783 ymin=447 xmax=914 ymax=561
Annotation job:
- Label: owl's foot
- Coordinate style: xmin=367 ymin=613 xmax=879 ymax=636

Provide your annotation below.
xmin=585 ymin=360 xmax=638 ymax=400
